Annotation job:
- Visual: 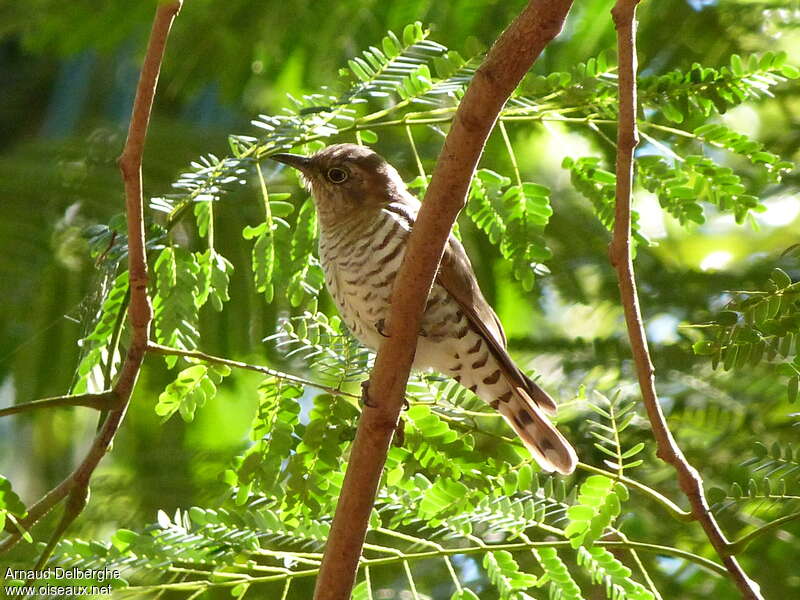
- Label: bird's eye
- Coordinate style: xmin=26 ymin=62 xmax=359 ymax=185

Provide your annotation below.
xmin=326 ymin=167 xmax=349 ymax=184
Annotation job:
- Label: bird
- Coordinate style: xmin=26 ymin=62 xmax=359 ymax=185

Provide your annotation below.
xmin=271 ymin=143 xmax=577 ymax=475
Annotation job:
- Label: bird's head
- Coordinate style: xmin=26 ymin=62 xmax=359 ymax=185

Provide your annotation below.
xmin=271 ymin=144 xmax=405 ymax=224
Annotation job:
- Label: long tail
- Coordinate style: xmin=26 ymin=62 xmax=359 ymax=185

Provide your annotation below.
xmin=496 ymin=387 xmax=577 ymax=475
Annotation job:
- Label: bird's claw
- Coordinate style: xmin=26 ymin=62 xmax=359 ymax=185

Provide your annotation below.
xmin=360 ymin=381 xmax=377 ymax=408
xmin=375 ymin=318 xmax=389 ymax=338
xmin=361 ymin=381 xmax=409 ymax=411
xmin=393 ymin=417 xmax=405 ymax=447
xmin=361 ymin=381 xmax=407 ymax=445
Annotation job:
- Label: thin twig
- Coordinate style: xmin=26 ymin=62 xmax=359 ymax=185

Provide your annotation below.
xmin=113 ymin=537 xmax=729 ymax=596
xmin=729 ymin=511 xmax=800 ymax=555
xmin=0 ymin=1 xmax=183 ymax=556
xmin=146 ymin=342 xmax=358 ymax=399
xmin=608 ymin=1 xmax=762 ymax=598
xmin=0 ymin=391 xmax=115 ymax=418
xmin=312 ymin=2 xmax=575 ymax=598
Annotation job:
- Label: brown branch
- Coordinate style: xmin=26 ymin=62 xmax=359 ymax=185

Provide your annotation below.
xmin=609 ymin=1 xmax=763 ymax=598
xmin=312 ymin=2 xmax=575 ymax=598
xmin=0 ymin=1 xmax=183 ymax=556
xmin=0 ymin=392 xmax=115 ymax=418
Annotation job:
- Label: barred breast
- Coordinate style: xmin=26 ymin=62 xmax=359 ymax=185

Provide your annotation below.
xmin=317 ymin=199 xmax=576 ymax=474
xmin=318 ymin=201 xmax=412 ymax=353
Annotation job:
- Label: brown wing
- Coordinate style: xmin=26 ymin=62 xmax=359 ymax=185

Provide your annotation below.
xmin=437 ymin=235 xmax=558 ymax=415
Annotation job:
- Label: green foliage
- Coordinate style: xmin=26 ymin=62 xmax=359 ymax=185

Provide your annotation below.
xmin=536 ymin=547 xmax=584 ymax=600
xmin=451 ymin=589 xmax=480 ymax=600
xmin=243 ymin=185 xmax=295 ymax=303
xmin=565 ymin=476 xmax=628 ymax=549
xmin=232 ymin=376 xmax=303 ymax=500
xmin=194 ymin=249 xmax=233 ymax=312
xmin=152 ymin=247 xmax=202 ymax=366
xmin=483 ymin=550 xmax=538 ymax=598
xmin=402 ymin=404 xmax=486 ymax=480
xmin=562 ymin=157 xmax=649 ymax=249
xmin=709 ymin=441 xmax=800 ymax=517
xmin=640 ymin=51 xmax=797 ymax=121
xmin=466 ymin=169 xmax=553 ymax=290
xmin=282 ymin=393 xmax=359 ymax=514
xmin=692 ymin=123 xmax=793 ymax=182
xmin=709 ymin=474 xmax=799 ymax=517
xmin=638 ymin=154 xmax=764 ymax=226
xmin=270 ymin=311 xmax=372 ymax=385
xmin=156 ymin=362 xmax=231 ymax=422
xmin=743 ymin=441 xmax=800 ymax=482
xmin=577 ymin=546 xmax=653 ymax=600
xmin=152 ymin=245 xmax=234 ymax=368
xmin=588 ymin=392 xmax=646 ymax=474
xmin=73 ymin=272 xmax=129 ymax=394
xmin=690 ymin=267 xmax=799 ymax=402
xmin=0 ymin=475 xmax=27 ymax=533
xmin=287 ymin=198 xmax=324 ymax=307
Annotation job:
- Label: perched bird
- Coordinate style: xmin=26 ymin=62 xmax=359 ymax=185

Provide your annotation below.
xmin=271 ymin=144 xmax=577 ymax=475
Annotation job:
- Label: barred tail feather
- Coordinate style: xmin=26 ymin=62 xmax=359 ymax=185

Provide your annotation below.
xmin=498 ymin=388 xmax=577 ymax=475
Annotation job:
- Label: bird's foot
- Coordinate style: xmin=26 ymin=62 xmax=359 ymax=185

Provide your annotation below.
xmin=393 ymin=417 xmax=405 ymax=447
xmin=360 ymin=381 xmax=410 ymax=411
xmin=375 ymin=318 xmax=389 ymax=338
xmin=360 ymin=380 xmax=377 ymax=408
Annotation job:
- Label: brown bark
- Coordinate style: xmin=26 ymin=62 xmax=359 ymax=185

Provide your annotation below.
xmin=609 ymin=1 xmax=762 ymax=598
xmin=312 ymin=2 xmax=575 ymax=598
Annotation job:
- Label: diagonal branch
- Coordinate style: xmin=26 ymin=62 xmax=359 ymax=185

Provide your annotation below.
xmin=0 ymin=392 xmax=115 ymax=418
xmin=608 ymin=1 xmax=763 ymax=598
xmin=0 ymin=1 xmax=183 ymax=557
xmin=312 ymin=1 xmax=575 ymax=598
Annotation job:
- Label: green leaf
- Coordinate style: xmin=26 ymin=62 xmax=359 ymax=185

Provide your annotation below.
xmin=483 ymin=550 xmax=537 ymax=598
xmin=73 ymin=272 xmax=130 ymax=394
xmin=780 ymin=64 xmax=800 ymax=78
xmin=692 ymin=340 xmax=716 ymax=355
xmin=621 ymin=442 xmax=645 ymax=459
xmin=111 ymin=529 xmax=139 ymax=552
xmin=536 ymin=547 xmax=583 ymax=600
xmin=0 ymin=475 xmax=27 ymax=526
xmin=662 ymin=101 xmax=684 ymax=123
xmin=577 ymin=546 xmax=654 ymax=600
xmin=153 ymin=247 xmax=202 ymax=366
xmin=717 ymin=311 xmax=739 ymax=326
xmin=730 ymin=54 xmax=744 ymax=76
xmin=771 ymin=268 xmax=792 ymax=289
xmin=359 ymin=130 xmax=378 ymax=144
xmin=565 ymin=475 xmax=625 ymax=548
xmin=156 ymin=363 xmax=231 ymax=422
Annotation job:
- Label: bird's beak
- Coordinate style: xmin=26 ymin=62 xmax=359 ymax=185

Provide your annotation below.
xmin=270 ymin=153 xmax=312 ymax=173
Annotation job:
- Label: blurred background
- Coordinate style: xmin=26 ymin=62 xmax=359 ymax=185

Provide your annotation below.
xmin=0 ymin=0 xmax=798 ymax=596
